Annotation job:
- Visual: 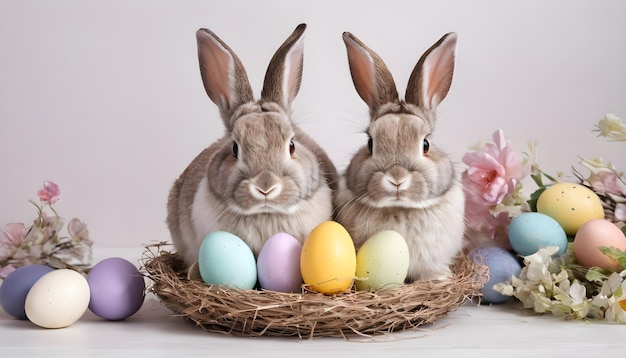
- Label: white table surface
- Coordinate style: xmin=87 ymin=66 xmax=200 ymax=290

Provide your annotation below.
xmin=1 ymin=246 xmax=625 ymax=357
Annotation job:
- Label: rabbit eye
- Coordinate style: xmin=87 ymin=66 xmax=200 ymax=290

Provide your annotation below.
xmin=367 ymin=137 xmax=373 ymax=154
xmin=289 ymin=140 xmax=295 ymax=156
xmin=232 ymin=142 xmax=239 ymax=158
xmin=423 ymin=138 xmax=430 ymax=154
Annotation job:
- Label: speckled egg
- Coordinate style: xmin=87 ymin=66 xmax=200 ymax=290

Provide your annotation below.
xmin=25 ymin=269 xmax=91 ymax=329
xmin=355 ymin=230 xmax=410 ymax=291
xmin=574 ymin=219 xmax=626 ymax=272
xmin=508 ymin=212 xmax=568 ymax=256
xmin=536 ymin=182 xmax=604 ymax=235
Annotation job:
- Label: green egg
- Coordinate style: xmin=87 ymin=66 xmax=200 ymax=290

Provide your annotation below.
xmin=355 ymin=230 xmax=410 ymax=291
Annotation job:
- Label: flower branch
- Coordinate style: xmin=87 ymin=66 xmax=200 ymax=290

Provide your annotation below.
xmin=0 ymin=182 xmax=93 ymax=280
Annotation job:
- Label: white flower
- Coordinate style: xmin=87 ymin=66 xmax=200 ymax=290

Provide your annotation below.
xmin=589 ymin=294 xmax=610 ymax=319
xmin=523 ymin=246 xmax=560 ymax=283
xmin=595 ymin=113 xmax=626 ymax=141
xmin=580 ymin=157 xmax=617 ymax=173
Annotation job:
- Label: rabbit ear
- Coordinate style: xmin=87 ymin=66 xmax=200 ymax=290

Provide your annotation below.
xmin=405 ymin=32 xmax=457 ymax=111
xmin=196 ymin=28 xmax=254 ymax=126
xmin=342 ymin=32 xmax=399 ymax=113
xmin=260 ymin=23 xmax=307 ymax=109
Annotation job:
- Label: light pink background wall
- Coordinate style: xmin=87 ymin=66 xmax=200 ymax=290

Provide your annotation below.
xmin=1 ymin=0 xmax=624 ymax=248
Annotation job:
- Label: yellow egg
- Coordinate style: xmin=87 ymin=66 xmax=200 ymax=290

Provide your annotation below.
xmin=300 ymin=221 xmax=356 ymax=294
xmin=536 ymin=182 xmax=604 ymax=235
xmin=574 ymin=219 xmax=626 ymax=271
xmin=355 ymin=230 xmax=410 ymax=291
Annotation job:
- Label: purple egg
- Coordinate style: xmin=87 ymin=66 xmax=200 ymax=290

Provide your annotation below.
xmin=0 ymin=264 xmax=55 ymax=319
xmin=87 ymin=257 xmax=145 ymax=320
xmin=257 ymin=233 xmax=303 ymax=293
xmin=469 ymin=246 xmax=522 ymax=304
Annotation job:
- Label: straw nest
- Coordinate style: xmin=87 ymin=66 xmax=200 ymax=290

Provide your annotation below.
xmin=142 ymin=244 xmax=487 ymax=338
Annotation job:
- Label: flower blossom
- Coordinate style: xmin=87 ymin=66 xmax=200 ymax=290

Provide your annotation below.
xmin=595 ymin=113 xmax=626 ymax=141
xmin=579 ymin=158 xmax=626 ymax=224
xmin=580 ymin=158 xmax=626 ymax=194
xmin=461 ymin=129 xmax=532 ymax=249
xmin=0 ymin=223 xmax=28 ymax=279
xmin=1 ymin=182 xmax=92 ymax=280
xmin=0 ymin=223 xmax=27 ymax=250
xmin=462 ymin=130 xmax=531 ymax=207
xmin=37 ymin=181 xmax=61 ymax=205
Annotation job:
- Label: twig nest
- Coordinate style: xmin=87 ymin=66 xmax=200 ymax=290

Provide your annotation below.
xmin=143 ymin=245 xmax=486 ymax=338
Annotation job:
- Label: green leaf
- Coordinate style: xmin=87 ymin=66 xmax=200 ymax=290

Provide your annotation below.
xmin=599 ymin=246 xmax=626 ymax=271
xmin=585 ymin=267 xmax=608 ymax=283
xmin=530 ymin=173 xmax=544 ymax=188
xmin=527 ymin=187 xmax=547 ymax=212
xmin=542 ymin=171 xmax=558 ymax=183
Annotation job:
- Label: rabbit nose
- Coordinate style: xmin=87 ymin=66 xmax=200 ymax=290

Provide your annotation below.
xmin=383 ymin=165 xmax=411 ymax=191
xmin=250 ymin=171 xmax=282 ymax=199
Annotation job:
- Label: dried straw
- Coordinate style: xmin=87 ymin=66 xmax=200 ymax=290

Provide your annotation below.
xmin=142 ymin=244 xmax=487 ymax=338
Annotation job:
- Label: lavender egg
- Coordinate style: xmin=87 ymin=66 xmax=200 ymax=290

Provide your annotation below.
xmin=87 ymin=257 xmax=145 ymax=320
xmin=0 ymin=264 xmax=55 ymax=319
xmin=257 ymin=233 xmax=303 ymax=293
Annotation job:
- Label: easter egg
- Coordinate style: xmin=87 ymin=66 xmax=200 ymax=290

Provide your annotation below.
xmin=574 ymin=219 xmax=626 ymax=271
xmin=300 ymin=221 xmax=356 ymax=294
xmin=87 ymin=257 xmax=146 ymax=320
xmin=257 ymin=233 xmax=303 ymax=293
xmin=0 ymin=264 xmax=55 ymax=320
xmin=25 ymin=269 xmax=91 ymax=329
xmin=508 ymin=212 xmax=568 ymax=256
xmin=537 ymin=182 xmax=604 ymax=235
xmin=198 ymin=231 xmax=257 ymax=290
xmin=355 ymin=230 xmax=410 ymax=291
xmin=469 ymin=247 xmax=522 ymax=304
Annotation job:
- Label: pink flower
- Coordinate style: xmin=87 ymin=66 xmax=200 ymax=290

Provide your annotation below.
xmin=462 ymin=188 xmax=513 ymax=250
xmin=0 ymin=265 xmax=16 ymax=279
xmin=67 ymin=218 xmax=88 ymax=238
xmin=37 ymin=181 xmax=60 ymax=205
xmin=0 ymin=223 xmax=27 ymax=250
xmin=461 ymin=129 xmax=532 ymax=250
xmin=462 ymin=130 xmax=530 ymax=207
xmin=586 ymin=169 xmax=626 ymax=197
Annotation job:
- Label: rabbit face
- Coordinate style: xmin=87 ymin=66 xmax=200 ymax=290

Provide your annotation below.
xmin=350 ymin=113 xmax=455 ymax=210
xmin=204 ymin=103 xmax=323 ymax=215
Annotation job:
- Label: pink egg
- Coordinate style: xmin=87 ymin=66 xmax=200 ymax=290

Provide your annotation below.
xmin=574 ymin=219 xmax=626 ymax=271
xmin=257 ymin=233 xmax=303 ymax=293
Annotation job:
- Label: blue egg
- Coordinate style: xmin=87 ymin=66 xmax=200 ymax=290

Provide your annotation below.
xmin=0 ymin=264 xmax=55 ymax=319
xmin=469 ymin=247 xmax=522 ymax=304
xmin=508 ymin=212 xmax=568 ymax=256
xmin=198 ymin=231 xmax=257 ymax=290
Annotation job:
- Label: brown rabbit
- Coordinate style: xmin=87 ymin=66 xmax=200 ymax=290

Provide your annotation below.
xmin=335 ymin=31 xmax=464 ymax=282
xmin=167 ymin=24 xmax=338 ymax=268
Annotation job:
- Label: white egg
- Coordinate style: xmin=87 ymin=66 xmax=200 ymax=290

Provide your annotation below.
xmin=25 ymin=269 xmax=91 ymax=329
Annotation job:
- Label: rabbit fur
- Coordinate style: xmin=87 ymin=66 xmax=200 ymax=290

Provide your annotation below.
xmin=334 ymin=31 xmax=465 ymax=282
xmin=167 ymin=24 xmax=338 ymax=268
